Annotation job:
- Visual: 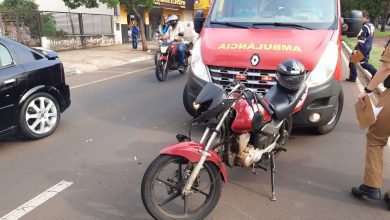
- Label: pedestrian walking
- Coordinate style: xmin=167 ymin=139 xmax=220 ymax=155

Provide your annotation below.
xmin=19 ymin=23 xmax=31 ymax=46
xmin=351 ymin=38 xmax=390 ymax=210
xmin=7 ymin=22 xmax=18 ymax=41
xmin=131 ymin=23 xmax=139 ymax=50
xmin=347 ymin=11 xmax=377 ymax=82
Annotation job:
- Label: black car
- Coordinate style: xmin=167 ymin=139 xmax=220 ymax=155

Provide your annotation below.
xmin=0 ymin=37 xmax=70 ymax=139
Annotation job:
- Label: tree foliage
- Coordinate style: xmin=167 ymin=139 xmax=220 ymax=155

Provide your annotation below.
xmin=0 ymin=0 xmax=38 ymax=11
xmin=341 ymin=0 xmax=390 ymax=31
xmin=63 ymin=0 xmax=119 ymax=9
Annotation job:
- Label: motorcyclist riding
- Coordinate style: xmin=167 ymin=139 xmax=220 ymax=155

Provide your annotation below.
xmin=166 ymin=15 xmax=186 ymax=71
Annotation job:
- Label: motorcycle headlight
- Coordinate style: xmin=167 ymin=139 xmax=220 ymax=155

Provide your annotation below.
xmin=160 ymin=46 xmax=168 ymax=53
xmin=191 ymin=38 xmax=211 ymax=82
xmin=306 ymin=41 xmax=338 ymax=88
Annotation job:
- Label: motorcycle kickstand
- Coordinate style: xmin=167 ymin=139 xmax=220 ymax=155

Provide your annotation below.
xmin=270 ymin=152 xmax=277 ymax=201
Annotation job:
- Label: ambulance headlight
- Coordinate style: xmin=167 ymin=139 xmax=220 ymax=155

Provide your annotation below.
xmin=191 ymin=39 xmax=211 ymax=82
xmin=306 ymin=41 xmax=338 ymax=88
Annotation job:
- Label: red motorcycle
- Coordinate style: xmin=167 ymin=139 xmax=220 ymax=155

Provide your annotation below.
xmin=155 ymin=37 xmax=191 ymax=81
xmin=142 ymin=60 xmax=308 ymax=219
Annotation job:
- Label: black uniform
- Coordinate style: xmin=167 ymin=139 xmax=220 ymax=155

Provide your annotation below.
xmin=349 ymin=21 xmax=377 ymax=81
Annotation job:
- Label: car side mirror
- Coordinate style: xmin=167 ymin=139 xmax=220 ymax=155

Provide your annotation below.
xmin=342 ymin=10 xmax=362 ymax=38
xmin=194 ymin=10 xmax=205 ymax=34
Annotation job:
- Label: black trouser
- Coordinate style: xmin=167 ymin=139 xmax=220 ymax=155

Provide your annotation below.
xmin=349 ymin=48 xmax=377 ymax=80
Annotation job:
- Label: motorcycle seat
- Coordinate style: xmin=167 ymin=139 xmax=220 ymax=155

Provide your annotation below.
xmin=265 ymin=84 xmax=307 ymax=121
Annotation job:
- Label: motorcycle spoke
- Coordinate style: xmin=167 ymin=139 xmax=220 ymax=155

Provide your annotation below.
xmin=158 ymin=192 xmax=181 ymax=207
xmin=156 ymin=178 xmax=177 ymax=189
xmin=183 ymin=195 xmax=188 ymax=215
xmin=178 ymin=161 xmax=183 ymax=181
xmin=191 ymin=187 xmax=209 ymax=198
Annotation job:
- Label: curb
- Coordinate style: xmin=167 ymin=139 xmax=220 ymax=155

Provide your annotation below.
xmin=64 ymin=55 xmax=154 ymax=76
xmin=341 ymin=41 xmax=386 ymax=96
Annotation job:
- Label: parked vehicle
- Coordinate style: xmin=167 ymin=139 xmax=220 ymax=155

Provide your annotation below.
xmin=141 ymin=59 xmax=308 ymax=219
xmin=0 ymin=37 xmax=71 ymax=139
xmin=155 ymin=36 xmax=192 ymax=81
xmin=183 ymin=0 xmax=362 ymax=134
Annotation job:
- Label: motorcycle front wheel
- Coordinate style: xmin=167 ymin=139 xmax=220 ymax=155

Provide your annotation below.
xmin=156 ymin=60 xmax=168 ymax=81
xmin=141 ymin=155 xmax=223 ymax=220
xmin=179 ymin=58 xmax=189 ymax=74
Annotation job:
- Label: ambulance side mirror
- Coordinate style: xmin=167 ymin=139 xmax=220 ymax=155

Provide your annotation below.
xmin=194 ymin=10 xmax=205 ymax=34
xmin=342 ymin=10 xmax=363 ymax=38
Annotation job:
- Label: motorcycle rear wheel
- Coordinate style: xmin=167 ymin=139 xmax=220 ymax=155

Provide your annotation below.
xmin=141 ymin=155 xmax=223 ymax=220
xmin=156 ymin=60 xmax=168 ymax=81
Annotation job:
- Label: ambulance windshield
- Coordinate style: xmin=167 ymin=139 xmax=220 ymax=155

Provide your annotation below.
xmin=209 ymin=0 xmax=337 ymax=30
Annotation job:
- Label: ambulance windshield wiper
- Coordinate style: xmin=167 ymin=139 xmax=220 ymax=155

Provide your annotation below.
xmin=210 ymin=21 xmax=259 ymax=29
xmin=252 ymin=22 xmax=313 ymax=30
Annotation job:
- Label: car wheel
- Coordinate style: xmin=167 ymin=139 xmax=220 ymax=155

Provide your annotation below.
xmin=19 ymin=92 xmax=61 ymax=139
xmin=314 ymin=88 xmax=344 ymax=135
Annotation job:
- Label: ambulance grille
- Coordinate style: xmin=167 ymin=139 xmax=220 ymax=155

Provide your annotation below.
xmin=208 ymin=66 xmax=277 ymax=94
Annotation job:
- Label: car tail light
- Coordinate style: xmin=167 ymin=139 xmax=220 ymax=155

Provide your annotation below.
xmin=60 ymin=62 xmax=65 ymax=82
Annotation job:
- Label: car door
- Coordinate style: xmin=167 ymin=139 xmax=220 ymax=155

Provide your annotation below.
xmin=0 ymin=41 xmax=26 ymax=132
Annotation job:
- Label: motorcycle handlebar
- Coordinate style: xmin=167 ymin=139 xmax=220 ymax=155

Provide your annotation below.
xmin=254 ymin=92 xmax=274 ymax=116
xmin=229 ymin=81 xmax=274 ymax=116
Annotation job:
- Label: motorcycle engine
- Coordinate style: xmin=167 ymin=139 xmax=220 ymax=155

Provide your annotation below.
xmin=230 ymin=132 xmax=273 ymax=167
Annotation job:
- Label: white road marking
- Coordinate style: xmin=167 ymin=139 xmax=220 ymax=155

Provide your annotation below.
xmin=1 ymin=180 xmax=73 ymax=220
xmin=70 ymin=66 xmax=154 ymax=89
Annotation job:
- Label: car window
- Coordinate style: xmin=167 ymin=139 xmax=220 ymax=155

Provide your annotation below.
xmin=17 ymin=50 xmax=44 ymax=64
xmin=0 ymin=44 xmax=14 ymax=68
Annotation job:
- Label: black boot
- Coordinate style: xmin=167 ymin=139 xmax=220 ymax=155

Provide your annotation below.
xmin=351 ymin=184 xmax=381 ymax=200
xmin=384 ymin=193 xmax=390 ymax=210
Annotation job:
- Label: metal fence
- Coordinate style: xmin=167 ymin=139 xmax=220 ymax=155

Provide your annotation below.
xmin=0 ymin=10 xmax=113 ymax=47
xmin=41 ymin=11 xmax=113 ymax=36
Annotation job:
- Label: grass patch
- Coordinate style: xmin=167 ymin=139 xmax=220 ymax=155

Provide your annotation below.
xmin=375 ymin=30 xmax=390 ymax=37
xmin=342 ymin=36 xmax=382 ymax=69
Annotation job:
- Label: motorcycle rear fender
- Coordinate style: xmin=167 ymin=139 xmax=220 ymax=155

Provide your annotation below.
xmin=160 ymin=141 xmax=228 ymax=183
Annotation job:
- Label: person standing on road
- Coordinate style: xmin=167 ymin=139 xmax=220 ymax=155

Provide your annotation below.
xmin=352 ymin=38 xmax=390 ymax=210
xmin=347 ymin=11 xmax=377 ymax=82
xmin=131 ymin=23 xmax=139 ymax=50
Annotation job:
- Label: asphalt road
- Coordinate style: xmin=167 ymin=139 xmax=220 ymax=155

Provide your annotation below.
xmin=0 ymin=57 xmax=389 ymax=220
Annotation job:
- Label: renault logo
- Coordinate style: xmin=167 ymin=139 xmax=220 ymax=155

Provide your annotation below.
xmin=250 ymin=54 xmax=260 ymax=66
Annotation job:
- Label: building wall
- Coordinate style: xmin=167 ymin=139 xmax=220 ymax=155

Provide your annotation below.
xmin=35 ymin=0 xmax=114 ymax=15
xmin=41 ymin=35 xmax=115 ymax=50
xmin=34 ymin=0 xmax=123 ymax=45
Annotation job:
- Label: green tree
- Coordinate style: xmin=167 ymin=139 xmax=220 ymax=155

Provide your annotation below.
xmin=341 ymin=0 xmax=390 ymax=31
xmin=63 ymin=0 xmax=153 ymax=51
xmin=0 ymin=0 xmax=40 ymax=38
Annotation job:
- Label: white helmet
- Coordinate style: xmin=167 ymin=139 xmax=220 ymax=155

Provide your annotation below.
xmin=168 ymin=15 xmax=179 ymax=23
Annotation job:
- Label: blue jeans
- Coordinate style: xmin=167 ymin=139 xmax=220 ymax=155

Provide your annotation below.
xmin=177 ymin=43 xmax=185 ymax=66
xmin=132 ymin=34 xmax=138 ymax=49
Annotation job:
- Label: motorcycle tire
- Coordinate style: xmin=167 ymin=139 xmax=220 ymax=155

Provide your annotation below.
xmin=141 ymin=154 xmax=223 ymax=220
xmin=179 ymin=64 xmax=188 ymax=74
xmin=156 ymin=60 xmax=168 ymax=81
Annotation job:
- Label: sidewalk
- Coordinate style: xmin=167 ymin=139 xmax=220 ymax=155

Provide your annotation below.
xmin=58 ymin=41 xmax=157 ymax=75
xmin=342 ymin=41 xmax=386 ymax=98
